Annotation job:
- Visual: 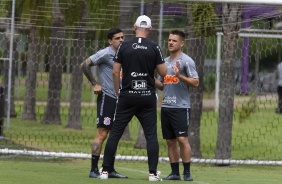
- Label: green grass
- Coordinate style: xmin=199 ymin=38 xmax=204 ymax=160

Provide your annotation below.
xmin=2 ymin=73 xmax=282 ymax=161
xmin=1 ymin=103 xmax=282 ymax=160
xmin=0 ymin=157 xmax=282 ymax=184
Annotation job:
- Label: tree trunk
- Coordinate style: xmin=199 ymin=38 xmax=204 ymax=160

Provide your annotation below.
xmin=119 ymin=0 xmax=133 ymax=140
xmin=215 ymin=3 xmax=241 ymax=163
xmin=66 ymin=0 xmax=87 ymax=129
xmin=42 ymin=0 xmax=65 ymax=124
xmin=119 ymin=0 xmax=134 ymax=40
xmin=21 ymin=26 xmax=39 ymax=121
xmin=134 ymin=126 xmax=146 ymax=148
xmin=186 ymin=4 xmax=205 ymax=158
xmin=146 ymin=0 xmax=159 ymax=43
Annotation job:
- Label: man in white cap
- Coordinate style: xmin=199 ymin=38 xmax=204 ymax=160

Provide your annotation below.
xmin=100 ymin=15 xmax=167 ymax=181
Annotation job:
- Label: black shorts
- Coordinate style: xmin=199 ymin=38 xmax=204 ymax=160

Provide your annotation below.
xmin=161 ymin=107 xmax=190 ymax=139
xmin=96 ymin=93 xmax=117 ymax=129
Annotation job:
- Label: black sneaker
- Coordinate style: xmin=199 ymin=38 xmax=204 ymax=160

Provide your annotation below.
xmin=163 ymin=173 xmax=181 ymax=180
xmin=183 ymin=172 xmax=193 ymax=181
xmin=108 ymin=171 xmax=128 ymax=178
xmin=89 ymin=171 xmax=100 ymax=178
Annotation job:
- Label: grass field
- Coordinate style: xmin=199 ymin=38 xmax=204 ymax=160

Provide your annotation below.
xmin=0 ymin=156 xmax=282 ymax=184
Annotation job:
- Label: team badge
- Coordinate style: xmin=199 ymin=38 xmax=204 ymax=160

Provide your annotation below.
xmin=103 ymin=117 xmax=111 ymax=125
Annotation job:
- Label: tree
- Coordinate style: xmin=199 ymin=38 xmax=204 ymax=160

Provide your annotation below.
xmin=119 ymin=0 xmax=134 ymax=141
xmin=187 ymin=2 xmax=217 ymax=158
xmin=65 ymin=0 xmax=87 ymax=129
xmin=42 ymin=0 xmax=65 ymax=124
xmin=22 ymin=0 xmax=47 ymax=121
xmin=215 ymin=3 xmax=241 ymax=162
xmin=134 ymin=0 xmax=160 ymax=149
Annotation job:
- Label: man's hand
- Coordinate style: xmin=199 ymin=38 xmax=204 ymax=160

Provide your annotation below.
xmin=93 ymin=84 xmax=102 ymax=95
xmin=172 ymin=61 xmax=180 ymax=77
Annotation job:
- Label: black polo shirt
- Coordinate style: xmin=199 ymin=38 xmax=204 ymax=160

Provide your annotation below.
xmin=114 ymin=37 xmax=164 ymax=96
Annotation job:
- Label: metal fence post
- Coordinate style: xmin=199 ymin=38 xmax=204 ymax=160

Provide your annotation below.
xmin=0 ymin=85 xmax=4 ymax=137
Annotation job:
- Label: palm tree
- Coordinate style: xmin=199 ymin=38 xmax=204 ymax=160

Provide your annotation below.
xmin=119 ymin=0 xmax=134 ymax=141
xmin=22 ymin=0 xmax=47 ymax=121
xmin=134 ymin=0 xmax=160 ymax=149
xmin=65 ymin=0 xmax=87 ymax=129
xmin=42 ymin=0 xmax=65 ymax=124
xmin=187 ymin=2 xmax=217 ymax=158
xmin=215 ymin=3 xmax=241 ymax=162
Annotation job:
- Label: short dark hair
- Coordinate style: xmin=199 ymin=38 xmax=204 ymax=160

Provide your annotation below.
xmin=107 ymin=28 xmax=123 ymax=40
xmin=170 ymin=30 xmax=185 ymax=40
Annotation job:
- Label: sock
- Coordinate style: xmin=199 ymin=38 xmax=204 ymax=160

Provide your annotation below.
xmin=91 ymin=155 xmax=100 ymax=172
xmin=183 ymin=162 xmax=191 ymax=174
xmin=149 ymin=170 xmax=157 ymax=175
xmin=171 ymin=162 xmax=180 ymax=175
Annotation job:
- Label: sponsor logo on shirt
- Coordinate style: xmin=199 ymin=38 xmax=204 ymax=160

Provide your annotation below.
xmin=103 ymin=117 xmax=111 ymax=126
xmin=129 ymin=90 xmax=151 ymax=96
xmin=163 ymin=75 xmax=179 ymax=84
xmin=131 ymin=72 xmax=148 ymax=77
xmin=163 ymin=96 xmax=177 ymax=104
xmin=132 ymin=80 xmax=147 ymax=90
xmin=132 ymin=43 xmax=147 ymax=49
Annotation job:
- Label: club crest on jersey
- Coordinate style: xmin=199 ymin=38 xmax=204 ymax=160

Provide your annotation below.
xmin=103 ymin=117 xmax=111 ymax=125
xmin=164 ymin=75 xmax=179 ymax=84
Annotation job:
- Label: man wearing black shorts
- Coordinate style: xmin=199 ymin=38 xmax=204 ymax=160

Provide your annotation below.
xmin=155 ymin=30 xmax=199 ymax=181
xmin=81 ymin=28 xmax=127 ymax=179
xmin=100 ymin=15 xmax=167 ymax=181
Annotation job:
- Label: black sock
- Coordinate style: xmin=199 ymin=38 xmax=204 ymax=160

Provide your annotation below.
xmin=91 ymin=155 xmax=100 ymax=172
xmin=171 ymin=162 xmax=180 ymax=175
xmin=149 ymin=170 xmax=157 ymax=175
xmin=183 ymin=162 xmax=191 ymax=174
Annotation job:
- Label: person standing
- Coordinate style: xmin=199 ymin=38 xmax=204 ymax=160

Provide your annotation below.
xmin=277 ymin=61 xmax=282 ymax=113
xmin=80 ymin=28 xmax=128 ymax=179
xmin=100 ymin=15 xmax=167 ymax=181
xmin=155 ymin=30 xmax=199 ymax=181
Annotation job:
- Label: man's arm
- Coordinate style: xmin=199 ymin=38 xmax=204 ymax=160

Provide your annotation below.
xmin=154 ymin=77 xmax=164 ymax=90
xmin=80 ymin=58 xmax=102 ymax=94
xmin=172 ymin=62 xmax=199 ymax=87
xmin=113 ymin=62 xmax=122 ymax=96
xmin=156 ymin=63 xmax=167 ymax=77
xmin=80 ymin=58 xmax=98 ymax=85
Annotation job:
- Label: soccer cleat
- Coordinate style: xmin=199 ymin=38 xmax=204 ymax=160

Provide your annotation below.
xmin=100 ymin=171 xmax=109 ymax=179
xmin=149 ymin=171 xmax=162 ymax=181
xmin=183 ymin=172 xmax=193 ymax=181
xmin=108 ymin=171 xmax=128 ymax=178
xmin=162 ymin=173 xmax=181 ymax=180
xmin=89 ymin=170 xmax=100 ymax=178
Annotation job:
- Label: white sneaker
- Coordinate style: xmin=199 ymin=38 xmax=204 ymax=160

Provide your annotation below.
xmin=100 ymin=171 xmax=108 ymax=179
xmin=149 ymin=171 xmax=162 ymax=181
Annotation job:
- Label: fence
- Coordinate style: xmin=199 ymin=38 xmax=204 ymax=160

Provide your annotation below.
xmin=1 ymin=1 xmax=282 ymax=166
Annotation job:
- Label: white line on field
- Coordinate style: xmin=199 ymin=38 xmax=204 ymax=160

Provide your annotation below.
xmin=115 ymin=166 xmax=210 ymax=184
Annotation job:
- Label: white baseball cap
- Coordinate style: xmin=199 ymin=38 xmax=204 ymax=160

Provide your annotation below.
xmin=135 ymin=15 xmax=152 ymax=28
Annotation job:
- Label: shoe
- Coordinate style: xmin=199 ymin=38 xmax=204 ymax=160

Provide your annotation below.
xmin=149 ymin=171 xmax=162 ymax=181
xmin=89 ymin=170 xmax=100 ymax=178
xmin=163 ymin=173 xmax=181 ymax=180
xmin=100 ymin=171 xmax=108 ymax=179
xmin=108 ymin=171 xmax=128 ymax=178
xmin=183 ymin=172 xmax=193 ymax=181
